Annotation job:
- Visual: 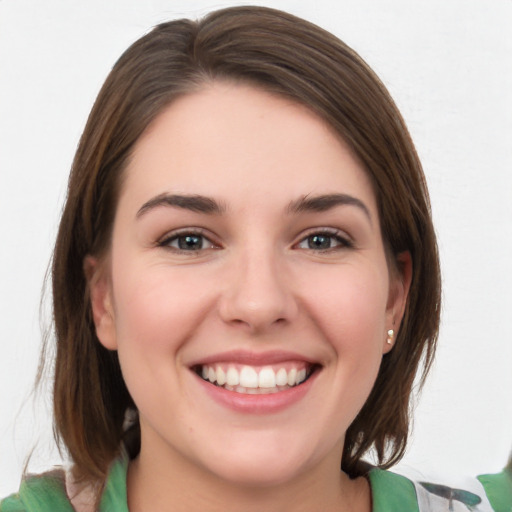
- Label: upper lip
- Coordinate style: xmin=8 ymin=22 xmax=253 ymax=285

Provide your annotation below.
xmin=188 ymin=349 xmax=319 ymax=367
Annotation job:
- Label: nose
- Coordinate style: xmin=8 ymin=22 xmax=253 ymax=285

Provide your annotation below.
xmin=218 ymin=247 xmax=298 ymax=333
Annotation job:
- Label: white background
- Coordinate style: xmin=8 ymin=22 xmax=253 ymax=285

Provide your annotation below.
xmin=1 ymin=0 xmax=511 ymax=495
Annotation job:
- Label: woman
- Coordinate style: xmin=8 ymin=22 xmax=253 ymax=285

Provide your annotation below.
xmin=1 ymin=6 xmax=509 ymax=512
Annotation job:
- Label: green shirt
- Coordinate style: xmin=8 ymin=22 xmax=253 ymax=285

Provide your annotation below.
xmin=1 ymin=456 xmax=511 ymax=511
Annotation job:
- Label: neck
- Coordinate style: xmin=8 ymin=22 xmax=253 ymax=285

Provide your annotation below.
xmin=126 ymin=444 xmax=371 ymax=512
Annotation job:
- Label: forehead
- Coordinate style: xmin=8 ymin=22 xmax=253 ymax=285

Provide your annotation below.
xmin=121 ymin=82 xmax=377 ymax=215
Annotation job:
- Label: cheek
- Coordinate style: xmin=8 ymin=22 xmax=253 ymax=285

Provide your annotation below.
xmin=304 ymin=263 xmax=389 ymax=347
xmin=108 ymin=263 xmax=208 ymax=413
xmin=298 ymin=261 xmax=389 ymax=411
xmin=110 ymin=259 xmax=212 ymax=355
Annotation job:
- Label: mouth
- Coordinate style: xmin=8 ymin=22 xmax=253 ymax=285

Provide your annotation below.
xmin=193 ymin=362 xmax=319 ymax=395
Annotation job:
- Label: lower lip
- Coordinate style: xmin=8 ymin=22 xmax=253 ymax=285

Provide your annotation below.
xmin=194 ymin=370 xmax=318 ymax=414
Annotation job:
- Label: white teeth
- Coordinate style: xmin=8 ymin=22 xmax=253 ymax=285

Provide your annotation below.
xmin=240 ymin=366 xmax=259 ymax=388
xmin=258 ymin=367 xmax=276 ymax=388
xmin=227 ymin=385 xmax=292 ymax=395
xmin=226 ymin=367 xmax=239 ymax=386
xmin=216 ymin=366 xmax=226 ymax=386
xmin=276 ymin=368 xmax=288 ymax=386
xmin=200 ymin=363 xmax=312 ymax=391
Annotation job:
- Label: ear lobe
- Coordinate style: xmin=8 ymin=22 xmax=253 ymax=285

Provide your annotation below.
xmin=84 ymin=255 xmax=118 ymax=350
xmin=384 ymin=251 xmax=412 ymax=352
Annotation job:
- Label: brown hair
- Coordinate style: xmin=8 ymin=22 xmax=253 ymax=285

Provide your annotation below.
xmin=50 ymin=5 xmax=440 ymax=483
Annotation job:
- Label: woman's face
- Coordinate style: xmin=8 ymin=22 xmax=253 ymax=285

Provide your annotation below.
xmin=90 ymin=82 xmax=409 ymax=486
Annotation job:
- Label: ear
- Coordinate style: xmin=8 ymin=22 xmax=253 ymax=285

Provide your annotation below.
xmin=383 ymin=251 xmax=412 ymax=353
xmin=84 ymin=255 xmax=118 ymax=350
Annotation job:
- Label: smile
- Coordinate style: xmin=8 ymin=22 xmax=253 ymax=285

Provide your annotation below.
xmin=196 ymin=363 xmax=315 ymax=395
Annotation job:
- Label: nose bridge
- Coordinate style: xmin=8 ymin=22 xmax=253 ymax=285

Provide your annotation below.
xmin=219 ymin=239 xmax=296 ymax=331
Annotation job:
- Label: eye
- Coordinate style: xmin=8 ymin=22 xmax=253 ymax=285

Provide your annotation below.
xmin=159 ymin=230 xmax=218 ymax=252
xmin=296 ymin=230 xmax=353 ymax=251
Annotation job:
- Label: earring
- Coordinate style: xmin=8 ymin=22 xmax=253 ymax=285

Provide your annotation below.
xmin=386 ymin=329 xmax=394 ymax=345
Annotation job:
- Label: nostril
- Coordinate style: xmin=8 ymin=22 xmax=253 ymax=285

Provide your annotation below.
xmin=227 ymin=315 xmax=288 ymax=332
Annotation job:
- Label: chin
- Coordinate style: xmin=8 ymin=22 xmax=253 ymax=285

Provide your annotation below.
xmin=192 ymin=431 xmax=321 ymax=488
xmin=205 ymin=455 xmax=305 ymax=488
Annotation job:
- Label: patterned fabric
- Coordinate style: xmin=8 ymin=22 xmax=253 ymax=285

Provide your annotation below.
xmin=1 ymin=455 xmax=510 ymax=512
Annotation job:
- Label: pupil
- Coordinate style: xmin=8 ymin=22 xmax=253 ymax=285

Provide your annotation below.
xmin=178 ymin=235 xmax=202 ymax=250
xmin=308 ymin=235 xmax=330 ymax=249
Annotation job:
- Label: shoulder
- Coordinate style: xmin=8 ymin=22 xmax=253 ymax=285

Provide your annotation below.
xmin=0 ymin=470 xmax=74 ymax=512
xmin=0 ymin=493 xmax=24 ymax=512
xmin=369 ymin=467 xmax=512 ymax=512
xmin=478 ymin=468 xmax=512 ymax=512
xmin=368 ymin=468 xmax=420 ymax=511
xmin=1 ymin=454 xmax=129 ymax=512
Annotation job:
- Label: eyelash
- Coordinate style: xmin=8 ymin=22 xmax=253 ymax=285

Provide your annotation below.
xmin=158 ymin=227 xmax=353 ymax=255
xmin=294 ymin=229 xmax=354 ymax=252
xmin=158 ymin=229 xmax=218 ymax=253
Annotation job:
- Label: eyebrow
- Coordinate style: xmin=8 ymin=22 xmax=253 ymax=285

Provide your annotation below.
xmin=287 ymin=193 xmax=372 ymax=223
xmin=136 ymin=192 xmax=371 ymax=222
xmin=136 ymin=193 xmax=226 ymax=218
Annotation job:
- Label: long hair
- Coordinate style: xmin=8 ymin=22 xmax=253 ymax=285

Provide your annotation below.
xmin=50 ymin=6 xmax=441 ymax=482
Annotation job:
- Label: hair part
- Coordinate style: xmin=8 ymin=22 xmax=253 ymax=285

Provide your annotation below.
xmin=50 ymin=5 xmax=441 ymax=483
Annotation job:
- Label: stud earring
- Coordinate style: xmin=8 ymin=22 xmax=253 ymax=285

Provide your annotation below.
xmin=386 ymin=329 xmax=394 ymax=345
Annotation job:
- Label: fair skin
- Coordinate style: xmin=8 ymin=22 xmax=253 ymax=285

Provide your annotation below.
xmin=88 ymin=82 xmax=410 ymax=511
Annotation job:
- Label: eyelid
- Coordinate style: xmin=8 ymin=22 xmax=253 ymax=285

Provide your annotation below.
xmin=155 ymin=226 xmax=353 ymax=253
xmin=293 ymin=227 xmax=354 ymax=251
xmin=157 ymin=227 xmax=221 ymax=252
